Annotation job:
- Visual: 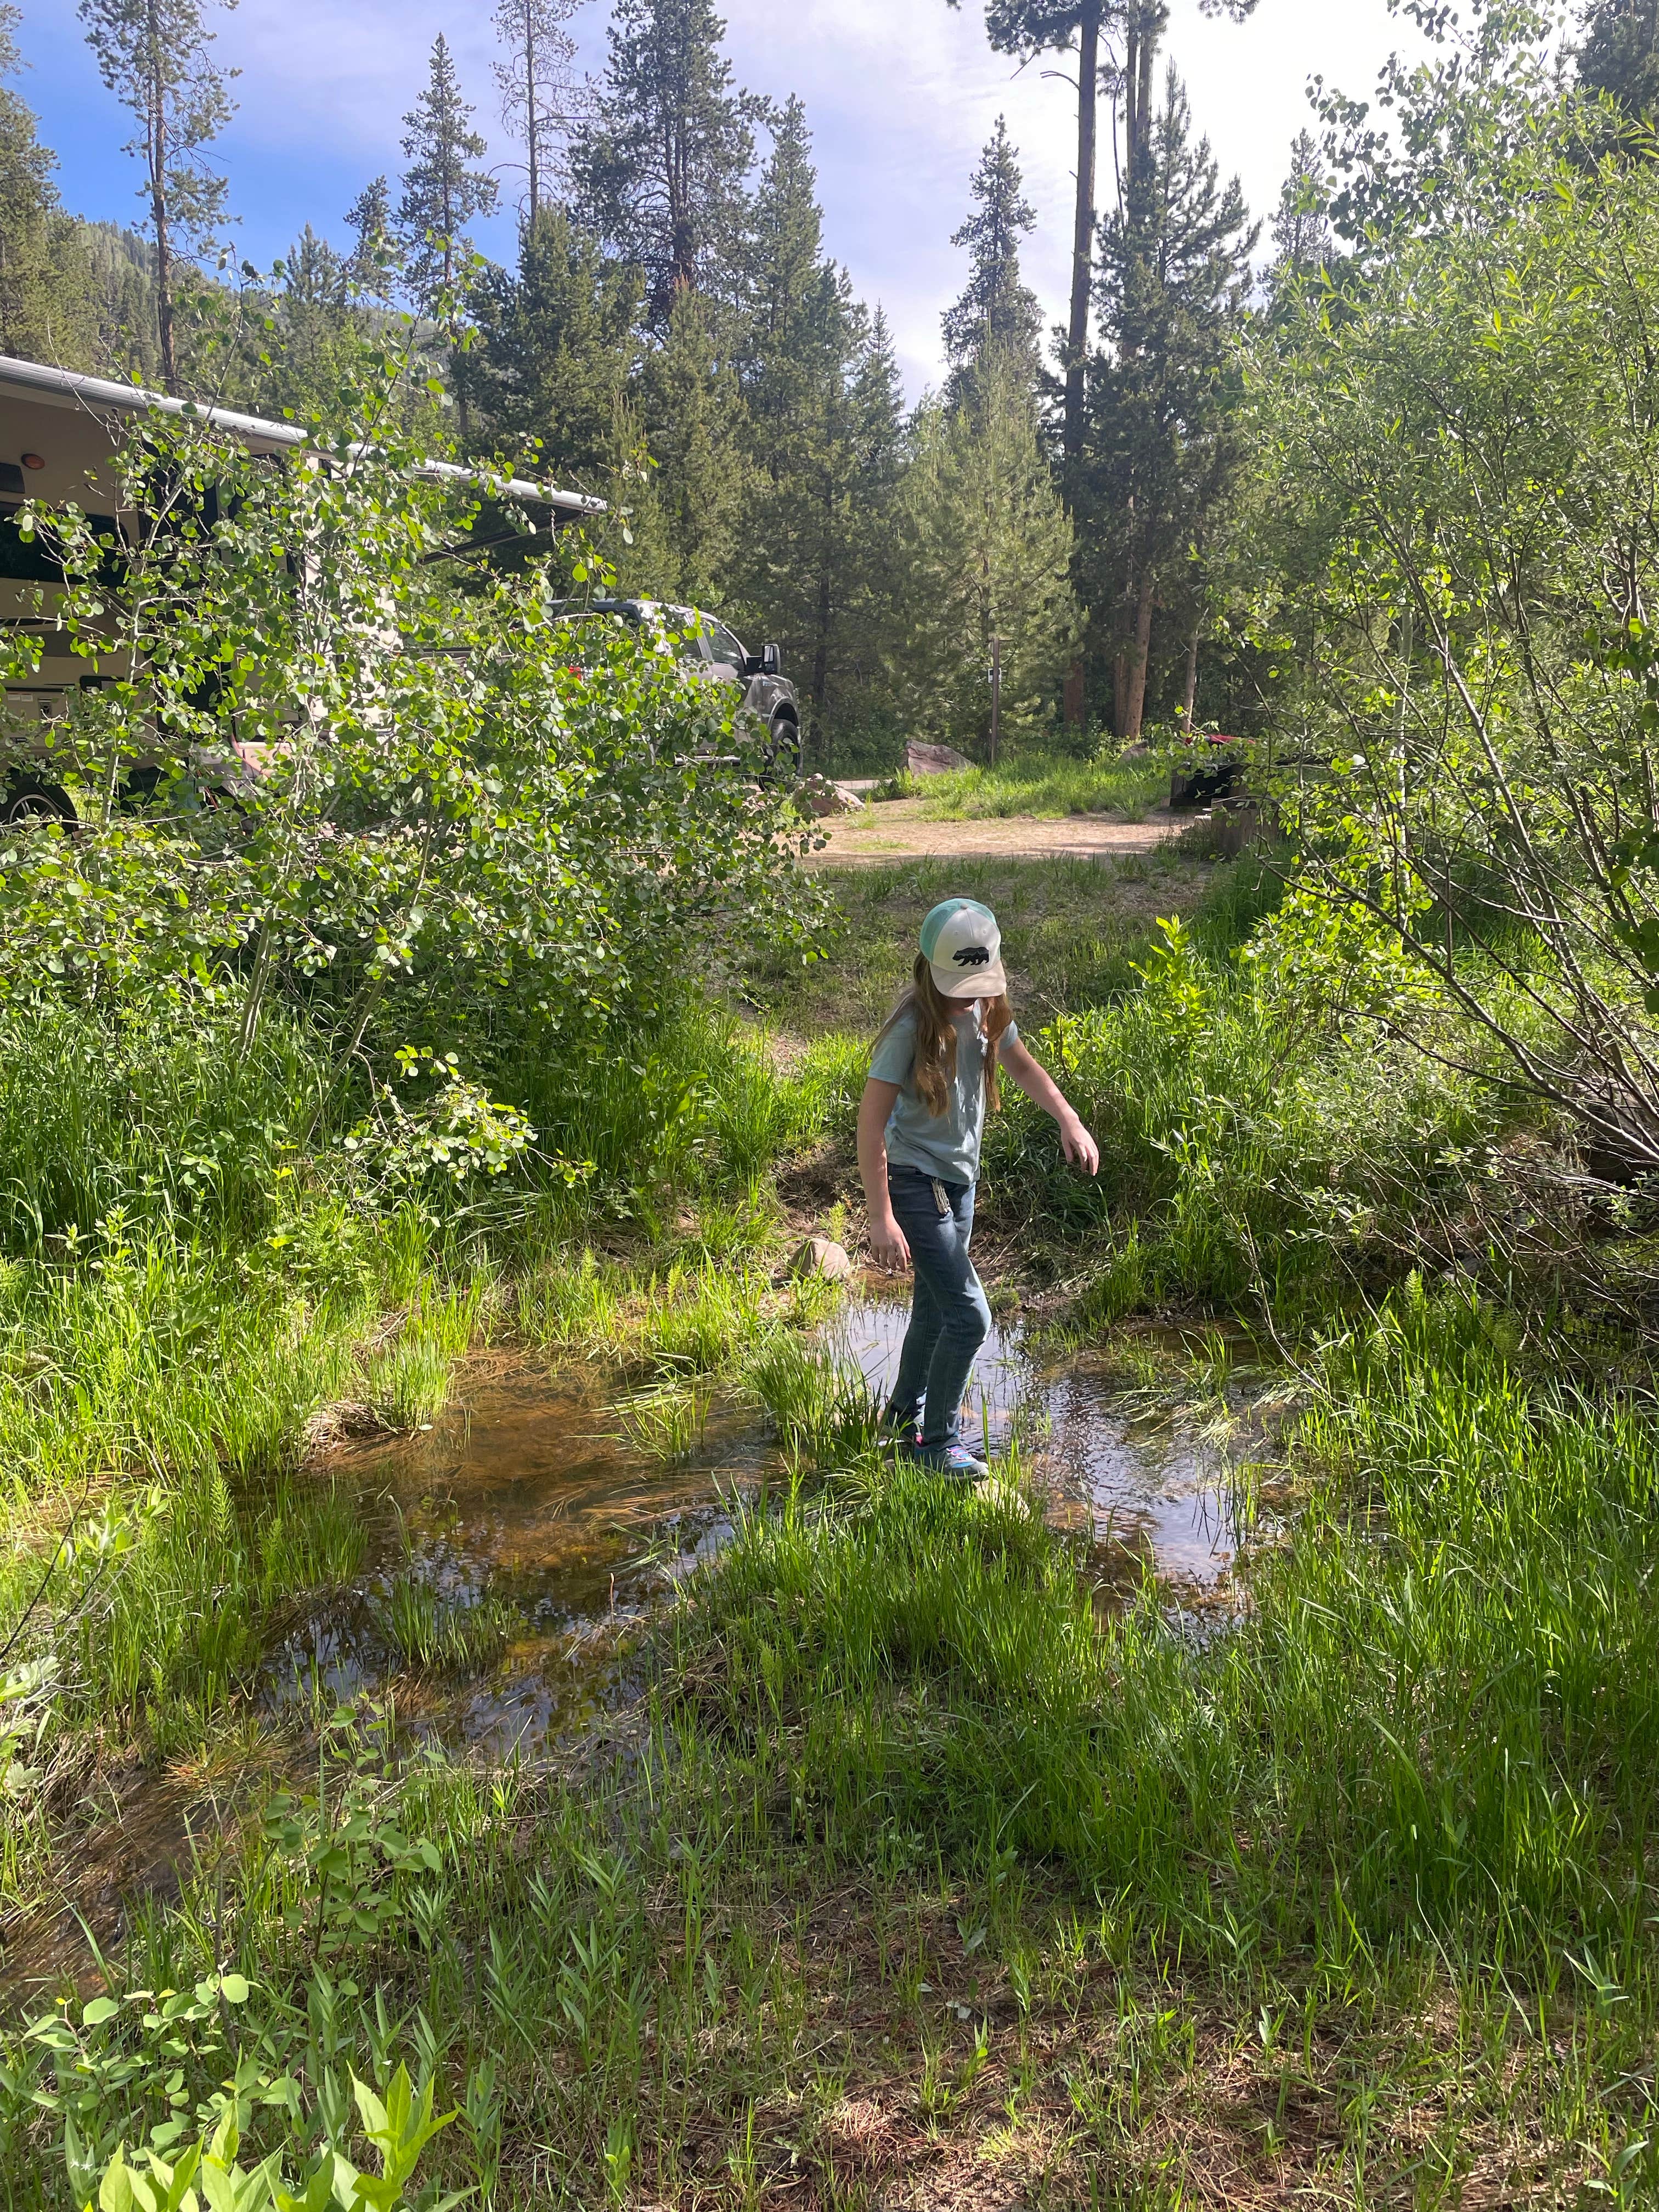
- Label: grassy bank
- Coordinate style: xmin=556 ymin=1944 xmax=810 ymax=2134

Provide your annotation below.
xmin=3 ymin=847 xmax=1657 ymax=2207
xmin=872 ymin=755 xmax=1173 ymax=823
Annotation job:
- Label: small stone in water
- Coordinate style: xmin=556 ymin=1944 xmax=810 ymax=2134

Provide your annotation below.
xmin=975 ymin=1476 xmax=1031 ymax=1517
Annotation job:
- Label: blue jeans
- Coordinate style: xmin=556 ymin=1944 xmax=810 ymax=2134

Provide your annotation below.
xmin=884 ymin=1166 xmax=992 ymax=1448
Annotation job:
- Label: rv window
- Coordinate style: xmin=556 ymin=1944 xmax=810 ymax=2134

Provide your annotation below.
xmin=0 ymin=505 xmax=123 ymax=584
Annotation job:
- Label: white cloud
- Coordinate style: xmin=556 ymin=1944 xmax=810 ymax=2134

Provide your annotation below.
xmin=703 ymin=0 xmax=1431 ymax=393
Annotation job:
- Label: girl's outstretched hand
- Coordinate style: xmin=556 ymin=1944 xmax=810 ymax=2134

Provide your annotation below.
xmin=1060 ymin=1116 xmax=1101 ymax=1176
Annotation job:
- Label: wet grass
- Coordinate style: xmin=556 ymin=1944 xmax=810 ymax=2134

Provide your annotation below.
xmin=368 ymin=1573 xmax=522 ymax=1678
xmin=612 ymin=1378 xmax=714 ymax=1464
xmin=742 ymin=1336 xmax=881 ymax=1464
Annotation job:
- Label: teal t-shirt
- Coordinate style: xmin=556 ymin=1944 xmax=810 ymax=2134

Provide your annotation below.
xmin=868 ymin=1003 xmax=1019 ymax=1187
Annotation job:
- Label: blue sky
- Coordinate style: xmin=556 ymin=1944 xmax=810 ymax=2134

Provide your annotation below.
xmin=16 ymin=0 xmax=1430 ymax=396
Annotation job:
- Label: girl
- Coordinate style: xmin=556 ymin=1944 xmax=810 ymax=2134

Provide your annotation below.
xmin=857 ymin=896 xmax=1099 ymax=1478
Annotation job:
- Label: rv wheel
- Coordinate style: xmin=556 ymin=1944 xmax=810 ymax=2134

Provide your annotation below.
xmin=2 ymin=774 xmax=76 ymax=825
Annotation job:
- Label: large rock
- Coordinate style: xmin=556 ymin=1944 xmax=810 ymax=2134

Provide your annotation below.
xmin=800 ymin=774 xmax=865 ymax=818
xmin=788 ymin=1235 xmax=855 ymax=1283
xmin=906 ymin=741 xmax=970 ymax=776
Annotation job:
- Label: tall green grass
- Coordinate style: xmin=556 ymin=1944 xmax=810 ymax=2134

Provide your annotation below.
xmin=510 ymin=997 xmax=852 ymax=1224
xmin=684 ymin=1278 xmax=1659 ymax=1967
xmin=0 ymin=1460 xmax=370 ymax=1755
xmin=8 ymin=1288 xmax=1659 ymax=2203
xmin=0 ymin=1003 xmax=329 ymax=1251
xmin=905 ymin=755 xmax=1173 ymax=822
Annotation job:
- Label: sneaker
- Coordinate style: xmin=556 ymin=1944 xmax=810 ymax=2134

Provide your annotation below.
xmin=914 ymin=1440 xmax=990 ymax=1481
xmin=879 ymin=1410 xmax=922 ymax=1452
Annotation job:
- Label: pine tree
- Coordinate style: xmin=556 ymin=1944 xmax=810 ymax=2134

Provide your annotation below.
xmin=945 ymin=4 xmax=1257 ymax=470
xmin=1085 ymin=63 xmax=1256 ymax=740
xmin=942 ymin=117 xmax=1041 ymax=404
xmin=572 ymin=0 xmax=758 ymax=327
xmin=733 ymin=98 xmax=901 ymax=755
xmin=456 ymin=206 xmax=642 ymax=481
xmin=345 ymin=174 xmax=396 ymax=300
xmin=253 ymin=224 xmax=364 ymax=417
xmin=740 ymin=94 xmax=841 ymax=500
xmin=77 ymin=0 xmax=237 ymax=391
xmin=1578 ymin=0 xmax=1659 ymax=117
xmin=493 ymin=0 xmax=585 ymax=222
xmin=893 ymin=351 xmax=1080 ymax=758
xmin=1268 ymin=129 xmax=1331 ymax=299
xmin=622 ymin=287 xmax=754 ymax=606
xmin=398 ymin=35 xmax=498 ymax=320
xmin=0 ymin=9 xmax=98 ymax=367
xmin=945 ymin=1 xmax=1105 ymax=475
xmin=821 ymin=308 xmax=907 ymax=760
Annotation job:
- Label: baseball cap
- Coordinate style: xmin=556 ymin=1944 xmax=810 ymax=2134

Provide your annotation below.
xmin=919 ymin=897 xmax=1007 ymax=999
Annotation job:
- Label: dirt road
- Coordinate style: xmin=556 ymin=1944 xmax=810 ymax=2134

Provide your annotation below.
xmin=808 ymin=794 xmax=1181 ymax=866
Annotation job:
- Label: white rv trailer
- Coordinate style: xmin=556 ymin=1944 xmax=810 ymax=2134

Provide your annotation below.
xmin=0 ymin=354 xmax=605 ymax=817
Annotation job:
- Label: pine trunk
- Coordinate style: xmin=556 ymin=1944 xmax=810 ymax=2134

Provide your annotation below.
xmin=1062 ymin=0 xmax=1101 ymax=473
xmin=526 ymin=23 xmax=540 ymax=223
xmin=1061 ymin=0 xmax=1101 ymax=731
xmin=1124 ymin=569 xmax=1155 ymax=742
xmin=811 ymin=495 xmax=833 ymax=771
xmin=150 ymin=1 xmax=174 ymax=392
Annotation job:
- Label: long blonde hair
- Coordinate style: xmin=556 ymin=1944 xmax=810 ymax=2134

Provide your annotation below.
xmin=874 ymin=955 xmax=1013 ymax=1118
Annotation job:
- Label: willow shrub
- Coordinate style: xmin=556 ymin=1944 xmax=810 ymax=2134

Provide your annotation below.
xmin=1256 ymin=94 xmax=1659 ymax=1181
xmin=0 ymin=320 xmax=826 ymax=1118
xmin=982 ymin=912 xmax=1509 ymax=1320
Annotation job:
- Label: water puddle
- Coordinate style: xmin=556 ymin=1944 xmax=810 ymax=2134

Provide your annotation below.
xmin=272 ymin=1310 xmax=1255 ymax=1752
xmin=832 ymin=1299 xmax=1250 ymax=1596
xmin=4 ymin=1305 xmax=1262 ymax=1998
xmin=264 ymin=1355 xmax=776 ymax=1757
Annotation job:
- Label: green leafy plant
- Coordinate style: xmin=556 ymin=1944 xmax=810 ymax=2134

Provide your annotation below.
xmin=88 ymin=2062 xmax=458 ymax=2212
xmin=260 ymin=1716 xmax=444 ymax=1961
xmin=0 ymin=307 xmax=826 ymax=1106
xmin=1259 ymin=94 xmax=1659 ymax=1176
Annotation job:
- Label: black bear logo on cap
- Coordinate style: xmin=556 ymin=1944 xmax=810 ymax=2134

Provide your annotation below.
xmin=953 ymin=945 xmax=991 ymax=967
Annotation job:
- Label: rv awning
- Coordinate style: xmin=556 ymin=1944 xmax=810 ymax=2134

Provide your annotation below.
xmin=0 ymin=354 xmax=606 ymax=518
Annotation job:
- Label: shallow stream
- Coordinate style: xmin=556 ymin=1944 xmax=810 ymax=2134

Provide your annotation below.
xmin=4 ymin=1300 xmax=1258 ymax=1994
xmin=268 ymin=1299 xmax=1251 ymax=1756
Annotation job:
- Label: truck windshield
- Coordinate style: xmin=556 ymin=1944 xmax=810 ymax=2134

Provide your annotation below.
xmin=699 ymin=618 xmax=747 ymax=667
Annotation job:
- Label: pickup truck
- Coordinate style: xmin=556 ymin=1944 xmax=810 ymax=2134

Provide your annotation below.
xmin=566 ymin=600 xmax=801 ymax=777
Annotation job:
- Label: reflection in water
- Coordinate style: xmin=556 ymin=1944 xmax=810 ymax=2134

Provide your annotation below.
xmin=831 ymin=1299 xmax=1242 ymax=1589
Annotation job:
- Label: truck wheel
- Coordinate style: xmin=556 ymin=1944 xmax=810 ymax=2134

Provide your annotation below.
xmin=2 ymin=773 xmax=76 ymax=825
xmin=768 ymin=715 xmax=801 ymax=781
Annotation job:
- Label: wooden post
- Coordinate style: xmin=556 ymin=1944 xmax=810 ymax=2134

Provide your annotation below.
xmin=990 ymin=635 xmax=1002 ymax=768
